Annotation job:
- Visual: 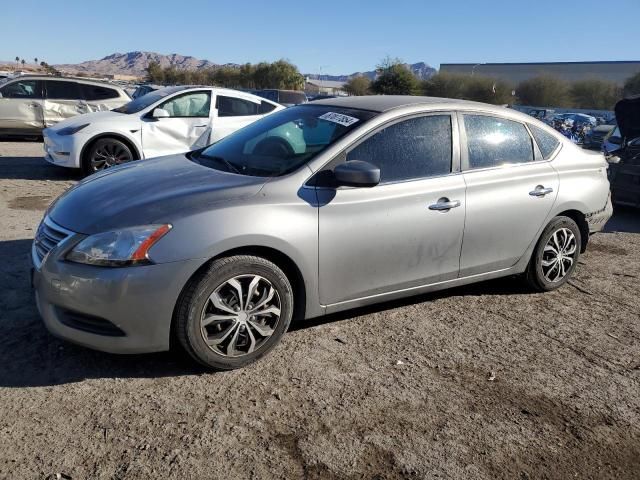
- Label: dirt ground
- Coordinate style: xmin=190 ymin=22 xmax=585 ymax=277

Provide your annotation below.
xmin=0 ymin=141 xmax=638 ymax=480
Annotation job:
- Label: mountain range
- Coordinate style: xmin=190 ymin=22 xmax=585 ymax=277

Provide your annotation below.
xmin=46 ymin=51 xmax=436 ymax=81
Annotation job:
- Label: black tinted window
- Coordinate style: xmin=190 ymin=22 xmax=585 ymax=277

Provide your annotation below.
xmin=46 ymin=81 xmax=82 ymax=100
xmin=259 ymin=101 xmax=277 ymax=114
xmin=82 ymin=84 xmax=119 ymax=101
xmin=347 ymin=115 xmax=452 ymax=183
xmin=216 ymin=96 xmax=259 ymax=116
xmin=1 ymin=80 xmax=42 ymax=99
xmin=463 ymin=115 xmax=533 ymax=169
xmin=528 ymin=124 xmax=560 ymax=159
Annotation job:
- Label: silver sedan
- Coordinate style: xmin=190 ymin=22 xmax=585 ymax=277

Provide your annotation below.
xmin=32 ymin=96 xmax=612 ymax=369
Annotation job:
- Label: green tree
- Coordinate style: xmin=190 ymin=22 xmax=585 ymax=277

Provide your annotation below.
xmin=370 ymin=57 xmax=419 ymax=95
xmin=146 ymin=61 xmax=165 ymax=84
xmin=20 ymin=59 xmax=25 ymax=68
xmin=570 ymin=79 xmax=621 ymax=109
xmin=422 ymin=72 xmax=469 ymax=99
xmin=464 ymin=76 xmax=513 ymax=104
xmin=343 ymin=75 xmax=371 ymax=96
xmin=623 ymin=72 xmax=640 ymax=97
xmin=34 ymin=57 xmax=38 ymax=65
xmin=516 ymin=76 xmax=571 ymax=107
xmin=14 ymin=56 xmax=19 ymax=69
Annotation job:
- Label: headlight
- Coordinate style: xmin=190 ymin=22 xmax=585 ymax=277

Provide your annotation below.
xmin=66 ymin=224 xmax=171 ymax=267
xmin=57 ymin=123 xmax=90 ymax=136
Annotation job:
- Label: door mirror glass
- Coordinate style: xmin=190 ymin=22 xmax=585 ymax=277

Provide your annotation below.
xmin=152 ymin=108 xmax=170 ymax=119
xmin=334 ymin=160 xmax=380 ymax=188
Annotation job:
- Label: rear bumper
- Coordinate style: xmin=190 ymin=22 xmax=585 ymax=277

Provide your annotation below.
xmin=586 ymin=194 xmax=613 ymax=233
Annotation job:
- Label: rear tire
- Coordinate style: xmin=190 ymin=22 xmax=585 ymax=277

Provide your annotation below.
xmin=175 ymin=255 xmax=294 ymax=370
xmin=525 ymin=216 xmax=582 ymax=291
xmin=82 ymin=137 xmax=134 ymax=176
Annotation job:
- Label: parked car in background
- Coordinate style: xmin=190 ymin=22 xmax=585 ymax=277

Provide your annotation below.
xmin=584 ymin=122 xmax=616 ymax=150
xmin=32 ymin=96 xmax=612 ymax=370
xmin=606 ymin=96 xmax=640 ymax=207
xmin=252 ymin=89 xmax=307 ymax=106
xmin=43 ymin=86 xmax=282 ymax=174
xmin=602 ymin=126 xmax=623 ymax=154
xmin=552 ymin=113 xmax=597 ymax=127
xmin=131 ymin=84 xmax=161 ymax=99
xmin=0 ymin=76 xmax=130 ymax=137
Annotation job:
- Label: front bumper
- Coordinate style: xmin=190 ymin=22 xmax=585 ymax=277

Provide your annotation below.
xmin=32 ymin=229 xmax=204 ymax=354
xmin=42 ymin=128 xmax=83 ymax=168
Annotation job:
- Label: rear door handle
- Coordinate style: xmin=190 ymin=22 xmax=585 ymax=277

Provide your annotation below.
xmin=428 ymin=198 xmax=461 ymax=211
xmin=529 ymin=186 xmax=554 ymax=197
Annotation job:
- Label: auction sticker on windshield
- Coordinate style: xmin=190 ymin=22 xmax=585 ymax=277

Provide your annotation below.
xmin=319 ymin=112 xmax=360 ymax=127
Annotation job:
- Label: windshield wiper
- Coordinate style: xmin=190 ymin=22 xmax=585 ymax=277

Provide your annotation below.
xmin=196 ymin=152 xmax=241 ymax=174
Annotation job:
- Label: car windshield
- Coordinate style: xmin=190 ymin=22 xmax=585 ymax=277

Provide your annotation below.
xmin=192 ymin=105 xmax=376 ymax=177
xmin=112 ymin=86 xmax=188 ymax=114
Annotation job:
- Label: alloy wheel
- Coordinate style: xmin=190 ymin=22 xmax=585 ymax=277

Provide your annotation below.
xmin=200 ymin=274 xmax=282 ymax=357
xmin=541 ymin=228 xmax=577 ymax=282
xmin=90 ymin=142 xmax=133 ymax=171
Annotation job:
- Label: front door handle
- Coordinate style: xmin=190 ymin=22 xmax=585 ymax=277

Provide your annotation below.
xmin=428 ymin=198 xmax=461 ymax=211
xmin=194 ymin=124 xmax=208 ymax=128
xmin=529 ymin=186 xmax=554 ymax=197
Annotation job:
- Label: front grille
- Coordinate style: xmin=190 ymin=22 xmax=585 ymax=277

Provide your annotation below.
xmin=32 ymin=216 xmax=74 ymax=268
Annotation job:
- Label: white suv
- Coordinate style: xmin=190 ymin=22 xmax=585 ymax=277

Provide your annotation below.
xmin=42 ymin=86 xmax=283 ymax=174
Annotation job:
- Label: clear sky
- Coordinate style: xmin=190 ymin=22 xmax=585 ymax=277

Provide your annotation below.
xmin=2 ymin=0 xmax=638 ymax=75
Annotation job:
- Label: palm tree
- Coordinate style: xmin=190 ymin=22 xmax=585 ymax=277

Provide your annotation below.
xmin=15 ymin=56 xmax=19 ymax=69
xmin=21 ymin=59 xmax=26 ymax=68
xmin=34 ymin=57 xmax=38 ymax=65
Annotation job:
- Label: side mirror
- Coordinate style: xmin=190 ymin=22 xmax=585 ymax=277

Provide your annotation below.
xmin=606 ymin=155 xmax=621 ymax=165
xmin=333 ymin=160 xmax=380 ymax=188
xmin=152 ymin=108 xmax=170 ymax=119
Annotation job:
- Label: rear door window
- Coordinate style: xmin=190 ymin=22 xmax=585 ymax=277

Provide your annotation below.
xmin=259 ymin=101 xmax=277 ymax=114
xmin=45 ymin=80 xmax=82 ymax=100
xmin=82 ymin=84 xmax=120 ymax=101
xmin=463 ymin=115 xmax=534 ymax=170
xmin=216 ymin=95 xmax=259 ymax=117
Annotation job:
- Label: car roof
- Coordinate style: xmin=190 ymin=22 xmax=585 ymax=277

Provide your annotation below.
xmin=6 ymin=75 xmax=126 ymax=90
xmin=307 ymin=95 xmax=496 ymax=113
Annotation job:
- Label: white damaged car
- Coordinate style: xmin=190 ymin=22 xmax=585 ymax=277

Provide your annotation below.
xmin=43 ymin=86 xmax=283 ymax=174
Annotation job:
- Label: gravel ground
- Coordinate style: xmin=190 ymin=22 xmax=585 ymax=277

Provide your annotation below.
xmin=0 ymin=141 xmax=639 ymax=480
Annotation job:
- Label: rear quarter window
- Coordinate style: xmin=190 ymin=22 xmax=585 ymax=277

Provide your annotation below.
xmin=528 ymin=124 xmax=561 ymax=160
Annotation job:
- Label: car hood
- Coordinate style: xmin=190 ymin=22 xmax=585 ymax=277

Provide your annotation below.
xmin=48 ymin=154 xmax=268 ymax=234
xmin=48 ymin=110 xmax=132 ymax=131
xmin=614 ymin=96 xmax=640 ymax=140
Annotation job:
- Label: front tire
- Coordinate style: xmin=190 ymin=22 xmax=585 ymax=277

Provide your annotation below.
xmin=525 ymin=216 xmax=582 ymax=291
xmin=82 ymin=137 xmax=134 ymax=176
xmin=175 ymin=255 xmax=294 ymax=370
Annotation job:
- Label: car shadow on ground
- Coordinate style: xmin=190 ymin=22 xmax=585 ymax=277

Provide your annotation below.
xmin=604 ymin=206 xmax=640 ymax=234
xmin=0 ymin=155 xmax=81 ymax=181
xmin=0 ymin=237 xmax=535 ymax=389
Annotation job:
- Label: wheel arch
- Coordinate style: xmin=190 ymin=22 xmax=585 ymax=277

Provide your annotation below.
xmin=555 ymin=209 xmax=589 ymax=253
xmin=80 ymin=132 xmax=142 ymax=165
